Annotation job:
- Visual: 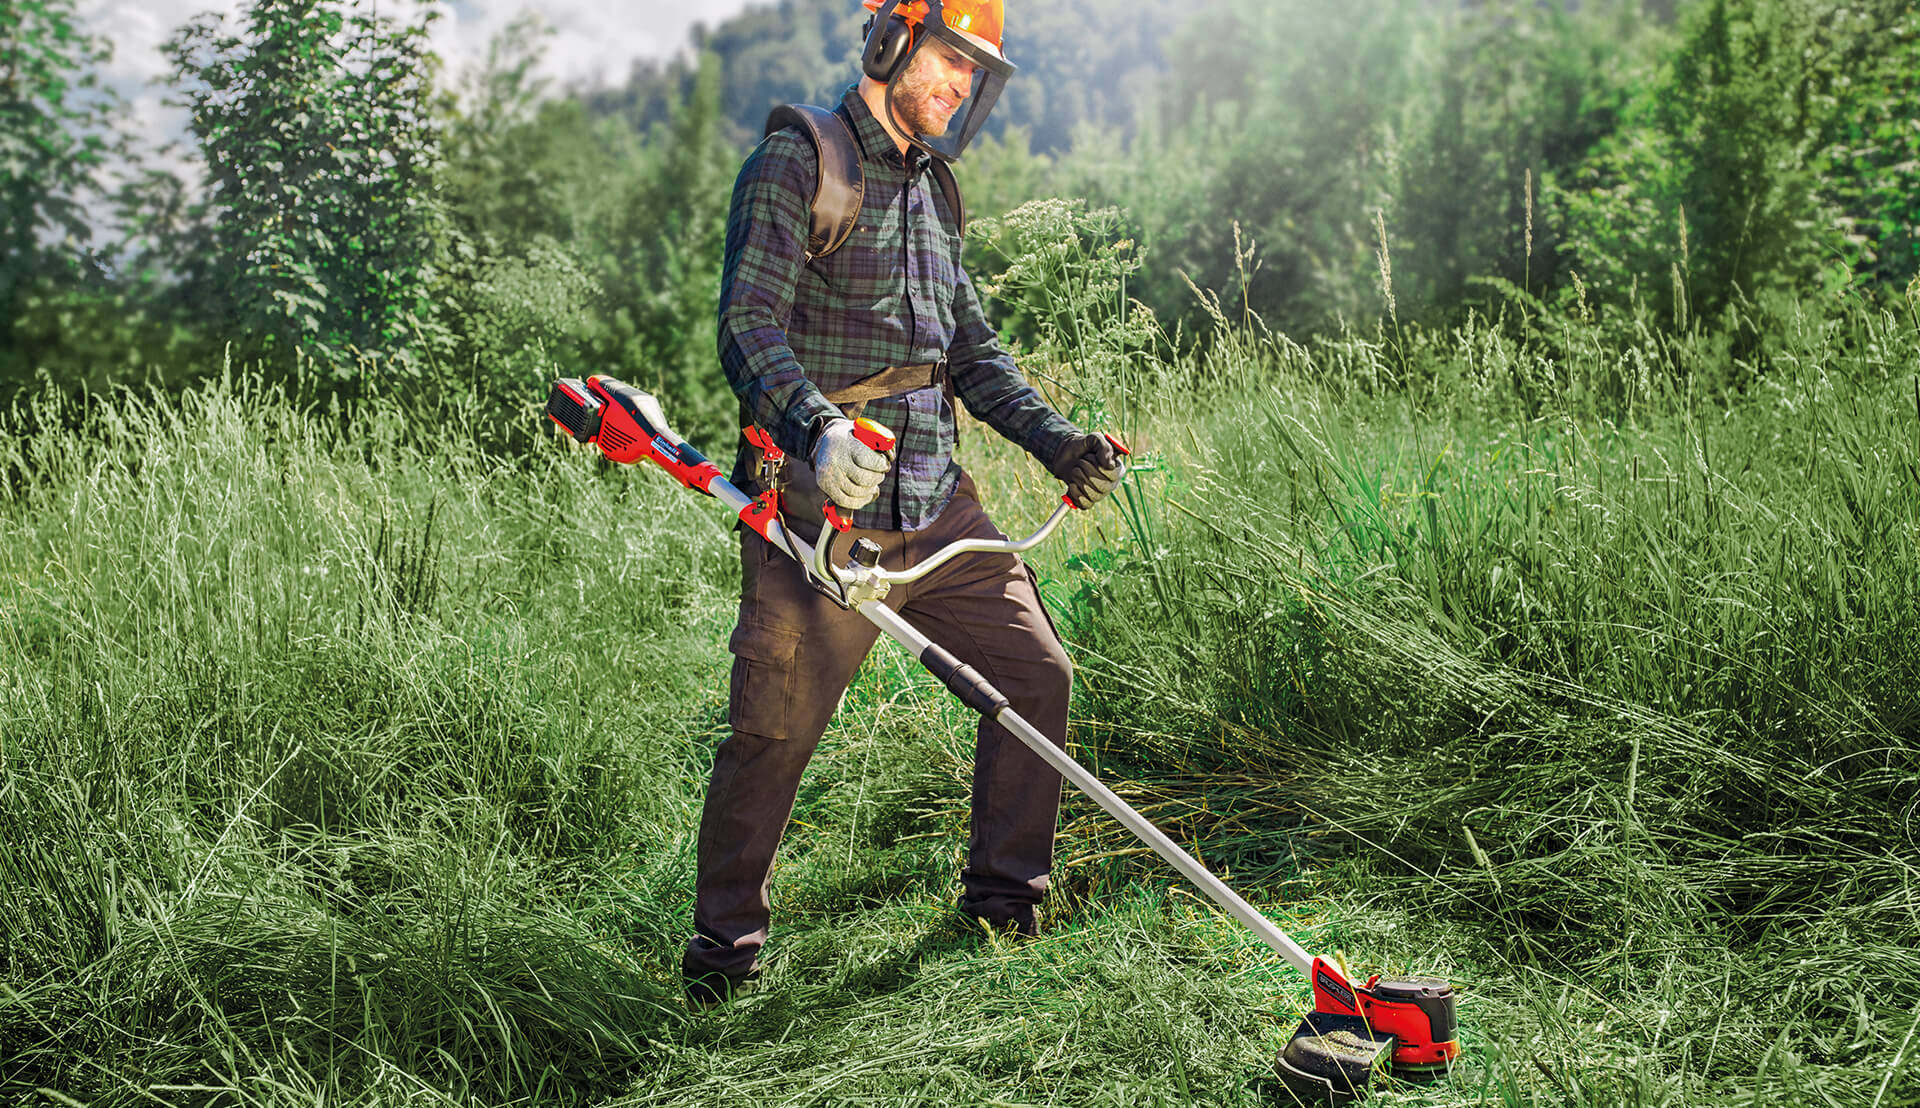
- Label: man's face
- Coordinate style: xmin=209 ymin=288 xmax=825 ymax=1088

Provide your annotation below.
xmin=892 ymin=36 xmax=976 ymax=138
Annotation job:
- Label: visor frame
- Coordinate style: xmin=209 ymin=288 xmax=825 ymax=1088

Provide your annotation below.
xmin=880 ymin=15 xmax=1016 ymax=164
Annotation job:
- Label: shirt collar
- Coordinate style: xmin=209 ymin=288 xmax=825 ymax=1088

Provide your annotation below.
xmin=839 ymin=83 xmax=926 ymax=173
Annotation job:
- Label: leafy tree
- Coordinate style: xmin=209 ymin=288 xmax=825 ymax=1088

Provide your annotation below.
xmin=1811 ymin=1 xmax=1920 ymax=293
xmin=437 ymin=29 xmax=738 ymax=448
xmin=575 ymin=53 xmax=739 ymax=447
xmin=1103 ymin=0 xmax=1420 ymax=334
xmin=434 ymin=16 xmax=607 ymax=446
xmin=0 ymin=0 xmax=123 ymax=389
xmin=165 ymin=0 xmax=447 ymax=381
xmin=1392 ymin=0 xmax=1652 ymax=318
xmin=1652 ymin=0 xmax=1829 ymax=317
xmin=988 ymin=0 xmax=1210 ymax=156
xmin=1547 ymin=0 xmax=1918 ymax=337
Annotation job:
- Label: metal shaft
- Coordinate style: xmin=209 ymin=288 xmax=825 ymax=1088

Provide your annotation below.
xmin=860 ymin=602 xmax=1318 ymax=977
xmin=703 ymin=469 xmax=1316 ymax=974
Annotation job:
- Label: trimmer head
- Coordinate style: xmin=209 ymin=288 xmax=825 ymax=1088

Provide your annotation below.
xmin=1277 ymin=1011 xmax=1395 ymax=1103
xmin=1367 ymin=975 xmax=1458 ymax=1080
xmin=1278 ymin=963 xmax=1459 ymax=1102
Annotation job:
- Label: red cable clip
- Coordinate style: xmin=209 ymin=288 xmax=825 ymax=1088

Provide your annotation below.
xmin=744 ymin=425 xmax=783 ymax=462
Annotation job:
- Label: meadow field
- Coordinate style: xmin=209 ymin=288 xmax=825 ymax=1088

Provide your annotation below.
xmin=5 ymin=284 xmax=1917 ymax=1106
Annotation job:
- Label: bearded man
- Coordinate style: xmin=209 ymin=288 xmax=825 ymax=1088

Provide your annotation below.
xmin=684 ymin=0 xmax=1124 ymax=1006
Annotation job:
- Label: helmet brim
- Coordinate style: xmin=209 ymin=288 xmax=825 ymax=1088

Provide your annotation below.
xmin=938 ymin=22 xmax=1005 ymax=64
xmin=922 ymin=19 xmax=1013 ymax=79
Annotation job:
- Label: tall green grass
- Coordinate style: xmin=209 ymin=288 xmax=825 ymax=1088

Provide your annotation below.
xmin=4 ymin=292 xmax=1918 ymax=1106
xmin=0 ymin=372 xmax=738 ymax=1103
xmin=1051 ymin=295 xmax=1920 ymax=1105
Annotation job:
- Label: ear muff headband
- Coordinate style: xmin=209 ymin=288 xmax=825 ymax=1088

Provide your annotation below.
xmin=861 ymin=0 xmax=915 ymax=83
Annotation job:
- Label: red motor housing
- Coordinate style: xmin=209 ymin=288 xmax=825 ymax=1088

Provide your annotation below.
xmin=1359 ymin=974 xmax=1458 ymax=1073
xmin=1305 ymin=957 xmax=1457 ymax=1071
xmin=544 ymin=375 xmax=723 ymax=495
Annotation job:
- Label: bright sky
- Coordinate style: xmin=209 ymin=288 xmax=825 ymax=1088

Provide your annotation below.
xmin=78 ymin=0 xmax=764 ymax=188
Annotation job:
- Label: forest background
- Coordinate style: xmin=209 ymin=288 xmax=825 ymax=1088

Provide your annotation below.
xmin=4 ymin=0 xmax=1919 ymax=1105
xmin=12 ymin=0 xmax=1920 ymax=437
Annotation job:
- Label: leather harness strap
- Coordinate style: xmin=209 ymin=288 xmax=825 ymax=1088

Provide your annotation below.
xmin=755 ymin=102 xmax=969 ymax=424
xmin=765 ymin=105 xmax=866 ymax=259
xmin=821 ymin=359 xmax=952 ymax=419
xmin=762 ymin=103 xmax=968 ymax=260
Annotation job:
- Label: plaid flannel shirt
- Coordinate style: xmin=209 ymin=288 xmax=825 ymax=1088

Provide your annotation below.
xmin=718 ymin=85 xmax=1078 ymax=532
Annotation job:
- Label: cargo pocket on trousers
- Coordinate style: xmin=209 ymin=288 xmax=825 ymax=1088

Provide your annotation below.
xmin=727 ymin=620 xmax=803 ymax=740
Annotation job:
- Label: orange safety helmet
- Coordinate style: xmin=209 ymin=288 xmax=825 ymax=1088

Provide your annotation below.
xmin=862 ymin=0 xmax=1005 ymax=60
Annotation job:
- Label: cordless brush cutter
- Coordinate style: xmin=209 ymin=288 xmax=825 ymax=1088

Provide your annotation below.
xmin=547 ymin=374 xmax=1460 ymax=1102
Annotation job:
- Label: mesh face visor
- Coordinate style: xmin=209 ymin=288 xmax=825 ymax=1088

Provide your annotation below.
xmin=883 ymin=18 xmax=1015 ymax=163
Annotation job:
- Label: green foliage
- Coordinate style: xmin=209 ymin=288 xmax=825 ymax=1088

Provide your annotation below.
xmin=1109 ymin=0 xmax=1418 ymax=332
xmin=0 ymin=0 xmax=125 ymax=393
xmin=1094 ymin=0 xmax=1675 ymax=339
xmin=1652 ymin=0 xmax=1828 ymax=313
xmin=574 ymin=52 xmax=739 ymax=450
xmin=1392 ymin=1 xmax=1652 ymax=315
xmin=987 ymin=0 xmax=1207 ymax=157
xmin=0 ymin=0 xmax=115 ymax=275
xmin=433 ymin=18 xmax=607 ymax=446
xmin=164 ymin=0 xmax=448 ymax=380
xmin=1548 ymin=0 xmax=1920 ymax=342
xmin=974 ymin=197 xmax=1162 ymax=434
xmin=1813 ymin=2 xmax=1920 ymax=292
xmin=432 ymin=28 xmax=739 ymax=450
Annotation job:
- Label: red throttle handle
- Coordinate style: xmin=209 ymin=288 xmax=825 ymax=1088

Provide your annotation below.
xmin=824 ymin=418 xmax=897 ymax=533
xmin=1056 ymin=432 xmax=1132 ymax=512
xmin=852 ymin=418 xmax=896 ymax=453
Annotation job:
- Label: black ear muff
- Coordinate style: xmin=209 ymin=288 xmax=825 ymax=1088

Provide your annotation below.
xmin=861 ymin=4 xmax=914 ymax=82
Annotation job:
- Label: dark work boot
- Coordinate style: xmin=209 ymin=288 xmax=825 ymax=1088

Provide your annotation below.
xmin=683 ymin=958 xmax=763 ymax=1009
xmin=958 ymin=898 xmax=1040 ymax=940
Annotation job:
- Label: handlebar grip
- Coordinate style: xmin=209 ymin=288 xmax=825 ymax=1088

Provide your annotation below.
xmin=823 ymin=421 xmax=891 ymax=535
xmin=852 ymin=418 xmax=896 ymax=454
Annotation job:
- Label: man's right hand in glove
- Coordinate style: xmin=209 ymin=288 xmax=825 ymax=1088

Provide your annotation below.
xmin=811 ymin=418 xmax=892 ymax=510
xmin=1049 ymin=432 xmax=1125 ymax=510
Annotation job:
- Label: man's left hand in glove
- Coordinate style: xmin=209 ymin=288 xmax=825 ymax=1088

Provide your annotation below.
xmin=1049 ymin=432 xmax=1125 ymax=510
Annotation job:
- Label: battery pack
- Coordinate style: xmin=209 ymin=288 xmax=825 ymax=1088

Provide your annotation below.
xmin=546 ymin=378 xmax=604 ymax=443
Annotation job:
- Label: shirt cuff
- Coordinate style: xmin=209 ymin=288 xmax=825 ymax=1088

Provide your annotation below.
xmin=1022 ymin=412 xmax=1081 ymax=471
xmin=782 ymin=386 xmax=845 ymax=461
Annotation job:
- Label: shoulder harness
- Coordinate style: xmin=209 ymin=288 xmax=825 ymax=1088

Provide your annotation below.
xmin=763 ymin=103 xmax=966 ymax=260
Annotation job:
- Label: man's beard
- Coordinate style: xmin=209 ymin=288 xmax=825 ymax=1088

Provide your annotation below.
xmin=892 ymin=57 xmax=963 ymax=138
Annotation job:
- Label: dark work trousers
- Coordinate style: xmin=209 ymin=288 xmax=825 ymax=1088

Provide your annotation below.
xmin=683 ymin=472 xmax=1072 ymax=985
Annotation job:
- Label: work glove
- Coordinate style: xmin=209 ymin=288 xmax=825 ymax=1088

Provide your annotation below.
xmin=1048 ymin=432 xmax=1124 ymax=510
xmin=811 ymin=417 xmax=891 ymax=510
